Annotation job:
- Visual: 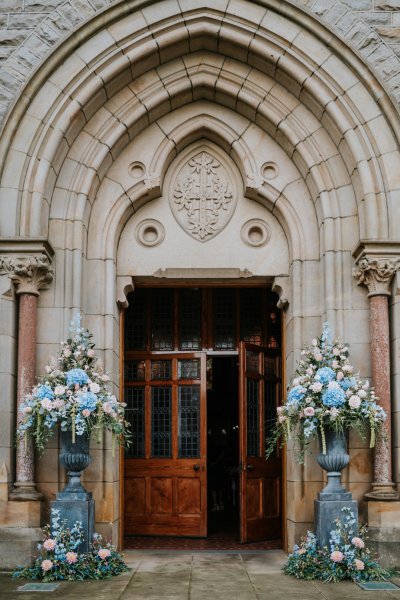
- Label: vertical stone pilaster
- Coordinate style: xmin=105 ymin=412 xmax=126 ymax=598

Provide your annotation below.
xmin=0 ymin=256 xmax=54 ymax=501
xmin=353 ymin=256 xmax=399 ymax=500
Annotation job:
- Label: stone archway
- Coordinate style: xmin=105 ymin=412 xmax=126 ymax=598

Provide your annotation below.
xmin=1 ymin=0 xmax=399 ymax=555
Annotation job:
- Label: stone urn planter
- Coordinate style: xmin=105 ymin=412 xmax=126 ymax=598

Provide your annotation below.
xmin=59 ymin=430 xmax=92 ymax=500
xmin=317 ymin=428 xmax=350 ymax=500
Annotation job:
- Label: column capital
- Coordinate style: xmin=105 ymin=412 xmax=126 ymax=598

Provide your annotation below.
xmin=0 ymin=255 xmax=54 ymax=296
xmin=353 ymin=256 xmax=398 ymax=297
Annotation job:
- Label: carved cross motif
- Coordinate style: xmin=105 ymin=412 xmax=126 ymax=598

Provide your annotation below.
xmin=172 ymin=151 xmax=234 ymax=241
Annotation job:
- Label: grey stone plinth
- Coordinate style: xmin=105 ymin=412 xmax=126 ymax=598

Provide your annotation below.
xmin=315 ymin=499 xmax=358 ymax=549
xmin=51 ymin=496 xmax=94 ymax=553
xmin=0 ymin=526 xmax=43 ymax=569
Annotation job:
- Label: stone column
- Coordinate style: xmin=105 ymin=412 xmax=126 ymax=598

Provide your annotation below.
xmin=0 ymin=256 xmax=53 ymax=500
xmin=353 ymin=256 xmax=399 ymax=500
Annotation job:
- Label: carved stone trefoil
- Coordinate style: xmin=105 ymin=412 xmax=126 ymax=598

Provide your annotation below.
xmin=353 ymin=256 xmax=398 ymax=297
xmin=0 ymin=255 xmax=54 ymax=296
xmin=171 ymin=151 xmax=236 ymax=242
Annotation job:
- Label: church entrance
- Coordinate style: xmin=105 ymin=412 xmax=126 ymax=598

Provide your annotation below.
xmin=123 ymin=286 xmax=282 ymax=546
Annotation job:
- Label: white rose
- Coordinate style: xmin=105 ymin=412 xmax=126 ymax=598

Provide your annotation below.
xmin=23 ymin=406 xmax=33 ymax=413
xmin=311 ymin=339 xmax=318 ymax=347
xmin=87 ymin=349 xmax=95 ymax=358
xmin=63 ymin=349 xmax=72 ymax=358
xmin=363 ymin=380 xmax=370 ymax=390
xmin=101 ymin=374 xmax=110 ymax=382
xmin=336 ymin=372 xmax=344 ymax=381
xmin=102 ymin=402 xmax=112 ymax=414
xmin=311 ymin=382 xmax=323 ymax=392
xmin=343 ymin=365 xmax=353 ymax=373
xmin=332 ymin=347 xmax=340 ymax=356
xmin=314 ymin=353 xmax=323 ymax=362
xmin=54 ymin=385 xmax=66 ymax=396
xmin=332 ymin=361 xmax=339 ymax=369
xmin=306 ymin=368 xmax=313 ymax=376
xmin=349 ymin=396 xmax=361 ymax=409
xmin=357 ymin=389 xmax=367 ymax=398
xmin=278 ymin=415 xmax=287 ymax=424
xmin=89 ymin=382 xmax=100 ymax=394
xmin=277 ymin=406 xmax=284 ymax=415
xmin=293 ymin=378 xmax=300 ymax=386
xmin=40 ymin=399 xmax=53 ymax=411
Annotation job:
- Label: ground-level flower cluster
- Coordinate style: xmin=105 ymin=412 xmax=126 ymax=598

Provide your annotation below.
xmin=13 ymin=509 xmax=128 ymax=582
xmin=266 ymin=323 xmax=386 ymax=461
xmin=284 ymin=508 xmax=391 ymax=583
xmin=17 ymin=313 xmax=130 ymax=452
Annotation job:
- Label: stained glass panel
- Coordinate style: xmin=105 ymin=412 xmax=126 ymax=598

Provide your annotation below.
xmin=178 ymin=385 xmax=200 ymax=458
xmin=151 ymin=386 xmax=172 ymax=458
xmin=178 ymin=359 xmax=201 ymax=380
xmin=151 ymin=360 xmax=172 ymax=380
xmin=124 ymin=387 xmax=145 ymax=458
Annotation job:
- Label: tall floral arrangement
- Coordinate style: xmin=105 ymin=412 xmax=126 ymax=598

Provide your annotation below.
xmin=17 ymin=314 xmax=130 ymax=452
xmin=266 ymin=323 xmax=386 ymax=461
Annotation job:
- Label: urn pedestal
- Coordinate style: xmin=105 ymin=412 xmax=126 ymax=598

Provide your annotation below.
xmin=51 ymin=430 xmax=94 ymax=552
xmin=314 ymin=429 xmax=358 ymax=548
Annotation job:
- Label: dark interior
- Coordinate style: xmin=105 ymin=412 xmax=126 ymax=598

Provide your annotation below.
xmin=207 ymin=356 xmax=239 ymax=537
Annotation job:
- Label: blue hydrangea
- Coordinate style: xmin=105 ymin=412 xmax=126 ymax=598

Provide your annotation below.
xmin=79 ymin=391 xmax=97 ymax=412
xmin=340 ymin=377 xmax=356 ymax=391
xmin=322 ymin=385 xmax=346 ymax=407
xmin=287 ymin=385 xmax=306 ymax=405
xmin=66 ymin=368 xmax=89 ymax=387
xmin=315 ymin=367 xmax=336 ymax=384
xmin=35 ymin=385 xmax=54 ymax=399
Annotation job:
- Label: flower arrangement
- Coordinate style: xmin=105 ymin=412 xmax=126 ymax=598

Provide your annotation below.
xmin=17 ymin=314 xmax=130 ymax=453
xmin=284 ymin=508 xmax=391 ymax=583
xmin=266 ymin=323 xmax=386 ymax=461
xmin=13 ymin=509 xmax=129 ymax=581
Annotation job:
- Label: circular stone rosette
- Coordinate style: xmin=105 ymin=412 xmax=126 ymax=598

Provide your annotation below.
xmin=241 ymin=219 xmax=271 ymax=247
xmin=135 ymin=219 xmax=165 ymax=247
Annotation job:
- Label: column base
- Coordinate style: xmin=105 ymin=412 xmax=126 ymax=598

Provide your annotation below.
xmin=366 ymin=501 xmax=400 ymax=569
xmin=0 ymin=498 xmax=43 ymax=568
xmin=365 ymin=482 xmax=399 ymax=501
xmin=9 ymin=481 xmax=43 ymax=501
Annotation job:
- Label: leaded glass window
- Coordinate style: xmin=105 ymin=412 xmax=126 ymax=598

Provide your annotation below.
xmin=124 ymin=387 xmax=145 ymax=458
xmin=213 ymin=289 xmax=236 ymax=350
xmin=179 ymin=289 xmax=201 ymax=350
xmin=151 ymin=386 xmax=172 ymax=457
xmin=178 ymin=385 xmax=200 ymax=458
xmin=247 ymin=379 xmax=259 ymax=457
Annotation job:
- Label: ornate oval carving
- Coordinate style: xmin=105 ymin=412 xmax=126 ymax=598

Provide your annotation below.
xmin=170 ymin=150 xmax=237 ymax=242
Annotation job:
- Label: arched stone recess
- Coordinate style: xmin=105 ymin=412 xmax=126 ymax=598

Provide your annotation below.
xmin=1 ymin=0 xmax=399 ymax=546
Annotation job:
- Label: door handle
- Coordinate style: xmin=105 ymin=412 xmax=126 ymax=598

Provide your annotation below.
xmin=246 ymin=464 xmax=254 ymax=471
xmin=193 ymin=464 xmax=200 ymax=472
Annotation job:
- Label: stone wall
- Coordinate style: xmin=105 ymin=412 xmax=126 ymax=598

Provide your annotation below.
xmin=0 ymin=0 xmax=400 ymax=127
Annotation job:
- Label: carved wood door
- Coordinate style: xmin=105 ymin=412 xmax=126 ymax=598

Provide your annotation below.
xmin=124 ymin=353 xmax=207 ymax=537
xmin=239 ymin=342 xmax=282 ymax=543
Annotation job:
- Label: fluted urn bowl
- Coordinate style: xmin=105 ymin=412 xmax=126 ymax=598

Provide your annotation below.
xmin=59 ymin=429 xmax=91 ymax=496
xmin=317 ymin=428 xmax=350 ymax=498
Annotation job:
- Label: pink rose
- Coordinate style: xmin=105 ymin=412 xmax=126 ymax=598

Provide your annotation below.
xmin=278 ymin=415 xmax=287 ymax=424
xmin=351 ymin=537 xmax=365 ymax=549
xmin=98 ymin=548 xmax=111 ymax=559
xmin=63 ymin=349 xmax=72 ymax=358
xmin=355 ymin=559 xmax=365 ymax=570
xmin=298 ymin=548 xmax=306 ymax=555
xmin=54 ymin=385 xmax=66 ymax=396
xmin=41 ymin=559 xmax=53 ymax=572
xmin=304 ymin=406 xmax=315 ymax=417
xmin=311 ymin=382 xmax=323 ymax=393
xmin=87 ymin=349 xmax=95 ymax=358
xmin=53 ymin=399 xmax=65 ymax=409
xmin=314 ymin=353 xmax=323 ymax=361
xmin=40 ymin=399 xmax=53 ymax=411
xmin=330 ymin=551 xmax=344 ymax=563
xmin=43 ymin=538 xmax=56 ymax=551
xmin=349 ymin=396 xmax=361 ymax=409
xmin=336 ymin=372 xmax=344 ymax=381
xmin=102 ymin=402 xmax=112 ymax=414
xmin=82 ymin=409 xmax=91 ymax=417
xmin=66 ymin=552 xmax=78 ymax=564
xmin=277 ymin=406 xmax=284 ymax=415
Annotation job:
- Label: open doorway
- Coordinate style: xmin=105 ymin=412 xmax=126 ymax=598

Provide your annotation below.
xmin=207 ymin=356 xmax=239 ymax=538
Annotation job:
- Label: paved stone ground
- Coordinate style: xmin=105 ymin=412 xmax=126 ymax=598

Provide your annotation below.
xmin=1 ymin=550 xmax=400 ymax=599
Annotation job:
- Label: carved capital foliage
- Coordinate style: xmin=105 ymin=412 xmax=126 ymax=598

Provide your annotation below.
xmin=353 ymin=256 xmax=399 ymax=297
xmin=0 ymin=255 xmax=54 ymax=296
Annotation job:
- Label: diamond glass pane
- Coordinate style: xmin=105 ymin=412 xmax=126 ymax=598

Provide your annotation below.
xmin=125 ymin=290 xmax=146 ymax=350
xmin=124 ymin=387 xmax=145 ymax=458
xmin=151 ymin=386 xmax=172 ymax=458
xmin=247 ymin=379 xmax=259 ymax=457
xmin=240 ymin=288 xmax=263 ymax=345
xmin=246 ymin=350 xmax=259 ymax=373
xmin=125 ymin=360 xmax=145 ymax=381
xmin=151 ymin=360 xmax=172 ymax=380
xmin=178 ymin=359 xmax=201 ymax=380
xmin=151 ymin=289 xmax=174 ymax=351
xmin=213 ymin=289 xmax=236 ymax=350
xmin=178 ymin=385 xmax=200 ymax=458
xmin=179 ymin=289 xmax=201 ymax=350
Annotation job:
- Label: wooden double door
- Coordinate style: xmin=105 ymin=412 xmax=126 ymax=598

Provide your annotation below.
xmin=124 ymin=344 xmax=282 ymax=542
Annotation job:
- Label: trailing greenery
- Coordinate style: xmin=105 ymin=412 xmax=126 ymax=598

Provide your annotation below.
xmin=13 ymin=509 xmax=129 ymax=582
xmin=284 ymin=509 xmax=392 ymax=583
xmin=266 ymin=323 xmax=386 ymax=462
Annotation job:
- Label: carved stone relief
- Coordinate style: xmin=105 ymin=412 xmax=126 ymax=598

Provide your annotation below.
xmin=170 ymin=150 xmax=236 ymax=242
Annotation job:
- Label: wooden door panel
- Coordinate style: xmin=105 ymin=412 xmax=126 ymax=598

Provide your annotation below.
xmin=239 ymin=342 xmax=282 ymax=543
xmin=124 ymin=353 xmax=207 ymax=537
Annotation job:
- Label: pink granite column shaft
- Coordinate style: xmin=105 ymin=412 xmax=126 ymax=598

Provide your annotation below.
xmin=370 ymin=294 xmax=391 ymax=485
xmin=10 ymin=292 xmax=42 ymax=499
